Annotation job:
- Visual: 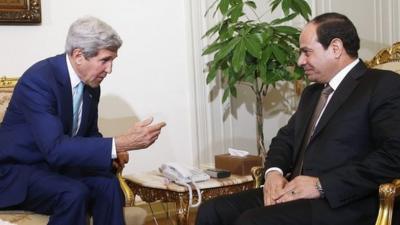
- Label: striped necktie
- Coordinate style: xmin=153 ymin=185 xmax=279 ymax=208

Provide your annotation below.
xmin=291 ymin=84 xmax=334 ymax=178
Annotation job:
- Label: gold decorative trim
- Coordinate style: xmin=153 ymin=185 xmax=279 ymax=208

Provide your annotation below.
xmin=0 ymin=76 xmax=18 ymax=89
xmin=367 ymin=43 xmax=400 ymax=225
xmin=0 ymin=77 xmax=18 ymax=108
xmin=126 ymin=178 xmax=254 ymax=225
xmin=366 ymin=42 xmax=400 ymax=68
xmin=375 ymin=180 xmax=400 ymax=225
xmin=251 ymin=166 xmax=264 ymax=188
xmin=117 ymin=171 xmax=135 ymax=207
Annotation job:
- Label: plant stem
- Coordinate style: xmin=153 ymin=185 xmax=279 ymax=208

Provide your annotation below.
xmin=254 ymin=78 xmax=266 ymax=156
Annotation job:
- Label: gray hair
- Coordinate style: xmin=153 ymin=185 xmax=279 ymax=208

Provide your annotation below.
xmin=65 ymin=16 xmax=122 ymax=58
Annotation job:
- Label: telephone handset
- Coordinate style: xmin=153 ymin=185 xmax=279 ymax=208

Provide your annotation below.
xmin=159 ymin=162 xmax=210 ymax=207
xmin=160 ymin=162 xmax=210 ymax=183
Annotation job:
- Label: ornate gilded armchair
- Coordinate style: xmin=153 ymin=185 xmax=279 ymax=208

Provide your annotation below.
xmin=0 ymin=77 xmax=146 ymax=225
xmin=366 ymin=42 xmax=400 ymax=225
xmin=250 ymin=42 xmax=400 ymax=225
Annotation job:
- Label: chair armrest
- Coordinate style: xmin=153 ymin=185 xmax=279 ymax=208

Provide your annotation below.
xmin=375 ymin=179 xmax=400 ymax=225
xmin=116 ymin=169 xmax=135 ymax=207
xmin=251 ymin=166 xmax=264 ymax=188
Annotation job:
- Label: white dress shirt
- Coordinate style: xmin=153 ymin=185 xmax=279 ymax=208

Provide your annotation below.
xmin=66 ymin=55 xmax=117 ymax=159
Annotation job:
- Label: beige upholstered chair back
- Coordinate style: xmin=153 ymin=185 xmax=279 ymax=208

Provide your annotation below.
xmin=366 ymin=42 xmax=400 ymax=72
xmin=0 ymin=77 xmax=18 ymax=122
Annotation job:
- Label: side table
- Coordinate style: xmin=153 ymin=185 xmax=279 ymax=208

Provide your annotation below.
xmin=124 ymin=171 xmax=254 ymax=225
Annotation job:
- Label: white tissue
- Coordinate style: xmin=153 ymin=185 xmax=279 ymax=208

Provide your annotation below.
xmin=228 ymin=148 xmax=249 ymax=157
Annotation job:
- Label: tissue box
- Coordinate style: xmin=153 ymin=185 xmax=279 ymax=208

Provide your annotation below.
xmin=215 ymin=154 xmax=262 ymax=176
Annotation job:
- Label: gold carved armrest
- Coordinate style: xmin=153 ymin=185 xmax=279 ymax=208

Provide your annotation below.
xmin=116 ymin=170 xmax=135 ymax=207
xmin=251 ymin=166 xmax=264 ymax=188
xmin=375 ymin=179 xmax=400 ymax=225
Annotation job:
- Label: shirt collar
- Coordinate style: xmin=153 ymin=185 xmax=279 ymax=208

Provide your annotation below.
xmin=66 ymin=54 xmax=82 ymax=89
xmin=328 ymin=58 xmax=360 ymax=91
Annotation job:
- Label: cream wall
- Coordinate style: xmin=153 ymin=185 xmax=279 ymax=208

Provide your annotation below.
xmin=1 ymin=0 xmax=399 ymax=173
xmin=0 ymin=0 xmax=197 ymax=173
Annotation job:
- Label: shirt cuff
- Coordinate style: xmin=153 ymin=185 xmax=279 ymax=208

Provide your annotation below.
xmin=111 ymin=138 xmax=117 ymax=159
xmin=265 ymin=167 xmax=283 ymax=177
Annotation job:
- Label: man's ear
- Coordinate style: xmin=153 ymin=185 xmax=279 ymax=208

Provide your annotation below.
xmin=71 ymin=48 xmax=85 ymax=65
xmin=330 ymin=38 xmax=344 ymax=59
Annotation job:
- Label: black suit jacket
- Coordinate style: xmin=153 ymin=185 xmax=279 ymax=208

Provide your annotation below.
xmin=265 ymin=61 xmax=400 ymax=224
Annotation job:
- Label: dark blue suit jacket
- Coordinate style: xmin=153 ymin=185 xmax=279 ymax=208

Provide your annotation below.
xmin=0 ymin=54 xmax=113 ymax=207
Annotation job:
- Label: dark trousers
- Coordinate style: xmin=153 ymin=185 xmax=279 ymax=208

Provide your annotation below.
xmin=195 ymin=188 xmax=312 ymax=225
xmin=16 ymin=168 xmax=125 ymax=225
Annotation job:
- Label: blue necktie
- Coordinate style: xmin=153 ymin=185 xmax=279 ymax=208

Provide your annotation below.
xmin=72 ymin=82 xmax=83 ymax=135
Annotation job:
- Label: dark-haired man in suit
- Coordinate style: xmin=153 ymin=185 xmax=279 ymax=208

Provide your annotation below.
xmin=0 ymin=16 xmax=165 ymax=225
xmin=196 ymin=12 xmax=400 ymax=225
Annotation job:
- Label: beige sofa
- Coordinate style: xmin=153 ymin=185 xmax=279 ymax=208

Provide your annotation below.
xmin=0 ymin=77 xmax=146 ymax=225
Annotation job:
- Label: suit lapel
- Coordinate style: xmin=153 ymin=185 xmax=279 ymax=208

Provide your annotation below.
xmin=50 ymin=54 xmax=73 ymax=134
xmin=311 ymin=61 xmax=367 ymax=140
xmin=294 ymin=84 xmax=323 ymax=150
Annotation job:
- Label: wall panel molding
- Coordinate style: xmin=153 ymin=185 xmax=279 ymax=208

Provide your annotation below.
xmin=187 ymin=0 xmax=234 ymax=167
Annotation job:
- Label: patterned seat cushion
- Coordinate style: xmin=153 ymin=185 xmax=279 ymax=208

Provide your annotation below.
xmin=0 ymin=207 xmax=147 ymax=225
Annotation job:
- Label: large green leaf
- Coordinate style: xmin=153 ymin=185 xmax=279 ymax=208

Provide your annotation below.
xmin=271 ymin=13 xmax=298 ymax=25
xmin=229 ymin=3 xmax=244 ymax=22
xmin=249 ymin=32 xmax=264 ymax=45
xmin=206 ymin=65 xmax=218 ymax=84
xmin=263 ymin=28 xmax=274 ymax=44
xmin=281 ymin=0 xmax=290 ymax=16
xmin=242 ymin=64 xmax=257 ymax=81
xmin=222 ymin=88 xmax=230 ymax=102
xmin=232 ymin=39 xmax=246 ymax=72
xmin=244 ymin=1 xmax=256 ymax=9
xmin=271 ymin=45 xmax=286 ymax=65
xmin=202 ymin=22 xmax=221 ymax=38
xmin=270 ymin=0 xmax=281 ymax=12
xmin=244 ymin=35 xmax=262 ymax=59
xmin=213 ymin=37 xmax=240 ymax=62
xmin=274 ymin=25 xmax=299 ymax=35
xmin=219 ymin=0 xmax=230 ymax=15
xmin=230 ymin=86 xmax=237 ymax=97
xmin=202 ymin=40 xmax=227 ymax=55
xmin=218 ymin=20 xmax=230 ymax=40
xmin=231 ymin=0 xmax=243 ymax=4
xmin=292 ymin=0 xmax=311 ymax=21
xmin=261 ymin=47 xmax=273 ymax=64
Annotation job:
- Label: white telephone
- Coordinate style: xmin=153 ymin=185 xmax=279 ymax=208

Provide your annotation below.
xmin=159 ymin=162 xmax=210 ymax=207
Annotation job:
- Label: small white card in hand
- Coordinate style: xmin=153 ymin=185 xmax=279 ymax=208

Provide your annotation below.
xmin=228 ymin=148 xmax=249 ymax=157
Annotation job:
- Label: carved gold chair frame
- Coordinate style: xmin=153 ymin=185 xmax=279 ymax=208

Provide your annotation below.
xmin=366 ymin=42 xmax=400 ymax=225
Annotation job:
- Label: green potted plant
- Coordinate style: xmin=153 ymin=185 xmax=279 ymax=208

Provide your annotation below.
xmin=203 ymin=0 xmax=311 ymax=157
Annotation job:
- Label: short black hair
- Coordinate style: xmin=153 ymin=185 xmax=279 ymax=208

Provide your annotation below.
xmin=311 ymin=12 xmax=360 ymax=58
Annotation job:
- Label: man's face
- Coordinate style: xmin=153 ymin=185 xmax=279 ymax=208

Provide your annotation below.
xmin=297 ymin=23 xmax=336 ymax=83
xmin=74 ymin=49 xmax=118 ymax=88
